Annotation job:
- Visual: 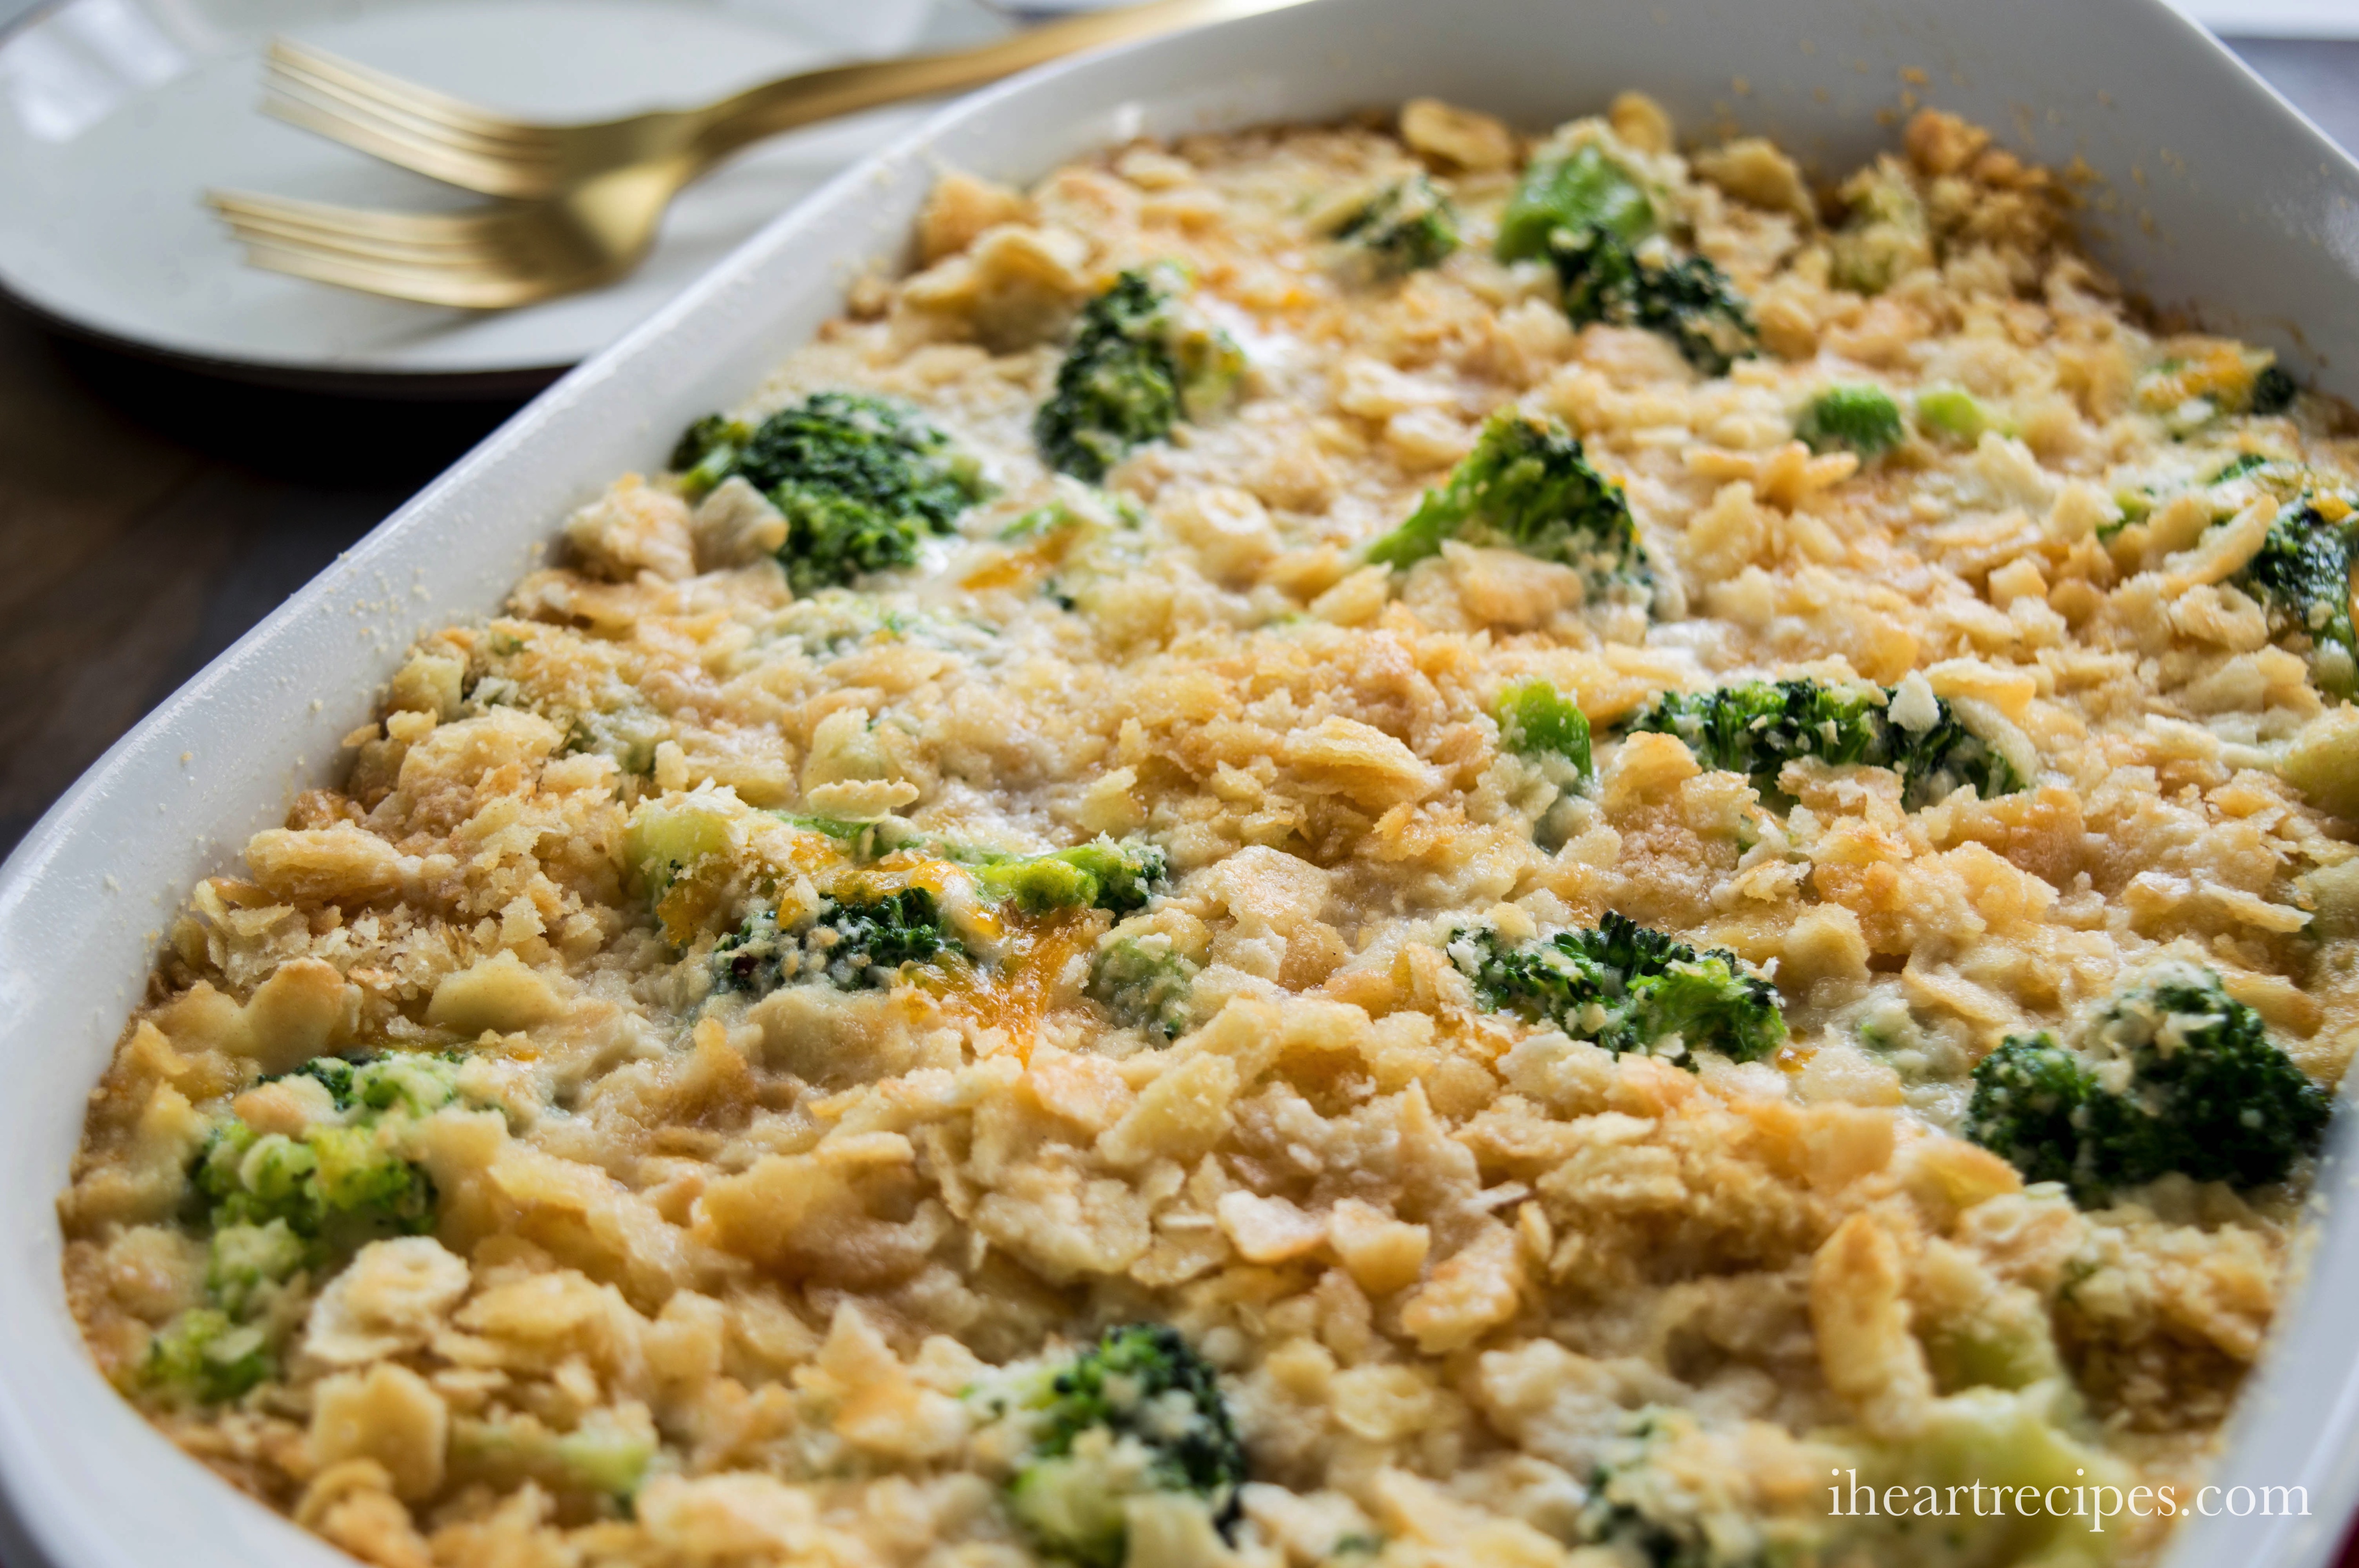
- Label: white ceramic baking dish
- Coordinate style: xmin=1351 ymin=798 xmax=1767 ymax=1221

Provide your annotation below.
xmin=4 ymin=1 xmax=2355 ymax=1565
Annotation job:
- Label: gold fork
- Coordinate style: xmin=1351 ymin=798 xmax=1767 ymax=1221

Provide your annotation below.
xmin=209 ymin=0 xmax=1309 ymax=308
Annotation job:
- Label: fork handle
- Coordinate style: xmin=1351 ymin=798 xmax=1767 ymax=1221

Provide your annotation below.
xmin=687 ymin=0 xmax=1310 ymax=165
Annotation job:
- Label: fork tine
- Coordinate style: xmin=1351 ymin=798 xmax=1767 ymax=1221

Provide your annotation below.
xmin=231 ymin=239 xmax=568 ymax=309
xmin=263 ymin=50 xmax=559 ymax=169
xmin=216 ymin=211 xmax=500 ymax=268
xmin=265 ymin=38 xmax=547 ymax=148
xmin=258 ymin=89 xmax=553 ymax=199
xmin=207 ymin=188 xmax=520 ymax=248
xmin=208 ymin=189 xmax=613 ymax=290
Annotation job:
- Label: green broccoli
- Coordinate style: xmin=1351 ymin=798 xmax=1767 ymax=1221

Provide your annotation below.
xmin=1964 ymin=964 xmax=2330 ymax=1201
xmin=1496 ymin=679 xmax=1593 ymax=777
xmin=2136 ymin=348 xmax=2298 ymax=434
xmin=811 ymin=888 xmax=953 ymax=989
xmin=1578 ymin=1409 xmax=1761 ymax=1568
xmin=711 ymin=909 xmax=786 ymax=996
xmin=192 ymin=1127 xmax=316 ymax=1232
xmin=2210 ymin=452 xmax=2273 ymax=485
xmin=1003 ymin=1325 xmax=1246 ymax=1568
xmin=348 ymin=1054 xmax=462 ymax=1118
xmin=1797 ymin=385 xmax=1904 ymax=459
xmin=266 ymin=1052 xmax=460 ymax=1117
xmin=1451 ymin=911 xmax=1787 ymax=1068
xmin=194 ymin=1114 xmax=437 ymax=1251
xmin=773 ymin=809 xmax=917 ymax=865
xmin=1087 ymin=935 xmax=1198 ymax=1041
xmin=552 ymin=1419 xmax=658 ymax=1501
xmin=973 ymin=838 xmax=1168 ymax=917
xmin=1497 ymin=141 xmax=1653 ymax=263
xmin=1627 ymin=677 xmax=2026 ymax=809
xmin=668 ymin=392 xmax=988 ymax=592
xmin=280 ymin=1056 xmax=358 ymax=1108
xmin=711 ymin=888 xmax=954 ymax=995
xmin=1366 ymin=410 xmax=1647 ymax=603
xmin=1915 ymin=386 xmax=1995 ymax=446
xmin=452 ymin=1413 xmax=657 ymax=1509
xmin=1329 ymin=174 xmax=1461 ymax=277
xmin=1827 ymin=158 xmax=1932 ymax=296
xmin=669 ymin=413 xmax=750 ymax=497
xmin=1958 ymin=1035 xmax=2086 ymax=1189
xmin=1549 ymin=223 xmax=1757 ymax=375
xmin=2235 ymin=495 xmax=2359 ymax=698
xmin=1035 ymin=268 xmax=1246 ymax=482
xmin=712 ymin=841 xmax=1164 ymax=999
xmin=999 ymin=487 xmax=1146 ymax=543
xmin=2105 ymin=450 xmax=2303 ymax=542
xmin=153 ymin=1054 xmax=459 ymax=1404
xmin=204 ymin=1219 xmax=308 ymax=1320
xmin=2251 ymin=364 xmax=2300 ymax=416
xmin=142 ymin=1308 xmax=273 ymax=1407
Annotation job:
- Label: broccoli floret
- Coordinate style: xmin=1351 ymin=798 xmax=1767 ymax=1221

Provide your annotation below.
xmin=1827 ymin=156 xmax=1932 ymax=296
xmin=669 ymin=413 xmax=752 ymax=498
xmin=711 ymin=909 xmax=786 ymax=996
xmin=1964 ymin=964 xmax=2330 ymax=1201
xmin=2236 ymin=495 xmax=2359 ymax=698
xmin=1329 ymin=174 xmax=1461 ymax=278
xmin=1627 ymin=677 xmax=2025 ymax=809
xmin=1005 ymin=1325 xmax=1246 ymax=1568
xmin=349 ymin=1054 xmax=462 ymax=1118
xmin=1579 ymin=1409 xmax=1756 ymax=1568
xmin=1497 ymin=141 xmax=1653 ymax=263
xmin=1452 ymin=911 xmax=1786 ymax=1068
xmin=1549 ymin=223 xmax=1757 ymax=375
xmin=1035 ymin=268 xmax=1245 ymax=482
xmin=455 ymin=1413 xmax=657 ymax=1508
xmin=194 ymin=1118 xmax=437 ymax=1250
xmin=308 ymin=1125 xmax=439 ymax=1236
xmin=714 ymin=842 xmax=1165 ymax=998
xmin=264 ymin=1053 xmax=458 ymax=1118
xmin=193 ymin=1126 xmax=316 ymax=1230
xmin=1629 ymin=677 xmax=1891 ymax=779
xmin=158 ymin=1063 xmax=452 ymax=1406
xmin=205 ymin=1219 xmax=308 ymax=1320
xmin=667 ymin=392 xmax=987 ymax=592
xmin=552 ymin=1418 xmax=658 ymax=1500
xmin=1915 ymin=385 xmax=1995 ymax=446
xmin=2251 ymin=363 xmax=2300 ymax=415
xmin=2135 ymin=345 xmax=2294 ymax=434
xmin=279 ymin=1056 xmax=358 ymax=1109
xmin=1088 ymin=935 xmax=1198 ymax=1041
xmin=2080 ymin=966 xmax=2330 ymax=1191
xmin=1496 ymin=679 xmax=1592 ymax=777
xmin=811 ymin=887 xmax=953 ymax=989
xmin=142 ymin=1308 xmax=273 ymax=1407
xmin=1796 ymin=384 xmax=1904 ymax=459
xmin=1960 ymin=1034 xmax=2087 ymax=1189
xmin=974 ymin=838 xmax=1168 ymax=917
xmin=1366 ymin=410 xmax=1647 ymax=603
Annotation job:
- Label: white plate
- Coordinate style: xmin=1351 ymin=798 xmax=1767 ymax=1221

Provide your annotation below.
xmin=0 ymin=0 xmax=1007 ymax=391
xmin=2 ymin=2 xmax=2358 ymax=1568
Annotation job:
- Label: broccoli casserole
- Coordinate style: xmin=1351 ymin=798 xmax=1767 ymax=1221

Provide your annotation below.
xmin=58 ymin=94 xmax=2359 ymax=1568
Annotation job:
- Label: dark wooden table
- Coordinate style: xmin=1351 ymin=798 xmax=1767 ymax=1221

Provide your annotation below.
xmin=0 ymin=316 xmax=523 ymax=849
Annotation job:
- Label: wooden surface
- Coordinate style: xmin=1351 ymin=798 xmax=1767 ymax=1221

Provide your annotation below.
xmin=0 ymin=27 xmax=2356 ymax=1568
xmin=0 ymin=311 xmax=522 ymax=849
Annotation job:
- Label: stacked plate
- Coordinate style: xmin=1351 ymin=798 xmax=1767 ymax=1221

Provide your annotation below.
xmin=0 ymin=0 xmax=1006 ymax=391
